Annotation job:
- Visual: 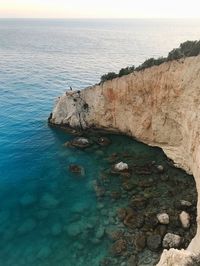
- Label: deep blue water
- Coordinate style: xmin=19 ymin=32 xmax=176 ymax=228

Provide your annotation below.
xmin=0 ymin=19 xmax=200 ymax=266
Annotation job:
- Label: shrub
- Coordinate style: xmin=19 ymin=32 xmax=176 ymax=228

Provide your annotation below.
xmin=100 ymin=72 xmax=118 ymax=83
xmin=100 ymin=40 xmax=200 ymax=83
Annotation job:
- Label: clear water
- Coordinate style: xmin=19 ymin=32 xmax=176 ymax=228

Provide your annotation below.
xmin=0 ymin=19 xmax=199 ymax=266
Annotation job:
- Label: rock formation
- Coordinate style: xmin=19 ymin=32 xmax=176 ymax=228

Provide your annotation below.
xmin=50 ymin=55 xmax=200 ymax=264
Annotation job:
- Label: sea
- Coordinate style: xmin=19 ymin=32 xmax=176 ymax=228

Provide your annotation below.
xmin=0 ymin=19 xmax=200 ymax=266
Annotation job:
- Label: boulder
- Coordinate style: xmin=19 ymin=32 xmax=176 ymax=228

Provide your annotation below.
xmin=162 ymin=233 xmax=182 ymax=249
xmin=179 ymin=211 xmax=190 ymax=229
xmin=157 ymin=213 xmax=169 ymax=225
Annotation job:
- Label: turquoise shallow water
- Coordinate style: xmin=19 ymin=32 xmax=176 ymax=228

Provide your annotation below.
xmin=0 ymin=19 xmax=199 ymax=266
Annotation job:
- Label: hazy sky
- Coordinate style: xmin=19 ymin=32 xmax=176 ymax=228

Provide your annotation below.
xmin=1 ymin=0 xmax=200 ymax=19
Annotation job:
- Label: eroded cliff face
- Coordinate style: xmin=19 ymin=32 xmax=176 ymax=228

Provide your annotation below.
xmin=50 ymin=56 xmax=200 ymax=264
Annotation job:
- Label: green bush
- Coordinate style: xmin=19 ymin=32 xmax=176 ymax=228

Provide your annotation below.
xmin=100 ymin=72 xmax=118 ymax=83
xmin=100 ymin=40 xmax=200 ymax=83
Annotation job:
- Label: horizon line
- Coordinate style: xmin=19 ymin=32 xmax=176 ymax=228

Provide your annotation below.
xmin=0 ymin=17 xmax=200 ymax=20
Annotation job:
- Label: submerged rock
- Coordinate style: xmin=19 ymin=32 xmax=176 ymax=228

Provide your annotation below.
xmin=147 ymin=234 xmax=161 ymax=251
xmin=95 ymin=226 xmax=105 ymax=239
xmin=40 ymin=193 xmax=60 ymax=209
xmin=162 ymin=233 xmax=182 ymax=249
xmin=20 ymin=193 xmax=37 ymax=207
xmin=51 ymin=223 xmax=62 ymax=236
xmin=37 ymin=246 xmax=51 ymax=259
xmin=65 ymin=222 xmax=82 ymax=237
xmin=66 ymin=137 xmax=91 ymax=149
xmin=135 ymin=233 xmax=146 ymax=251
xmin=97 ymin=136 xmax=111 ymax=146
xmin=69 ymin=164 xmax=85 ymax=176
xmin=111 ymin=238 xmax=127 ymax=256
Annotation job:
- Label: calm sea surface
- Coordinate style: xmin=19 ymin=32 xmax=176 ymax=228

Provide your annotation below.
xmin=0 ymin=19 xmax=199 ymax=266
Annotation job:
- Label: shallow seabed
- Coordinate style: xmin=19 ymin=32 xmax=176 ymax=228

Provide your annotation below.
xmin=0 ymin=128 xmax=197 ymax=266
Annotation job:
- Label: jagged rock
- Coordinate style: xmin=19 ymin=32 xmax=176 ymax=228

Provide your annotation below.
xmin=147 ymin=234 xmax=161 ymax=251
xmin=162 ymin=233 xmax=182 ymax=249
xmin=157 ymin=213 xmax=169 ymax=225
xmin=114 ymin=162 xmax=128 ymax=172
xmin=157 ymin=249 xmax=200 ymax=266
xmin=179 ymin=211 xmax=190 ymax=229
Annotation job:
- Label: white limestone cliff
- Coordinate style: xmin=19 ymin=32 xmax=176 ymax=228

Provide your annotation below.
xmin=50 ymin=55 xmax=200 ymax=264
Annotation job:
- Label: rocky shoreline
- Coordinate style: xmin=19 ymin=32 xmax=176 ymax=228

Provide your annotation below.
xmin=50 ymin=129 xmax=198 ymax=265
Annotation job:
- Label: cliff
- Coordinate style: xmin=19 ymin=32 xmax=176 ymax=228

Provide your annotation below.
xmin=50 ymin=55 xmax=200 ymax=265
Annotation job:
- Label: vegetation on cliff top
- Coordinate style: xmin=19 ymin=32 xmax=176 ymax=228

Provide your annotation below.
xmin=100 ymin=40 xmax=200 ymax=83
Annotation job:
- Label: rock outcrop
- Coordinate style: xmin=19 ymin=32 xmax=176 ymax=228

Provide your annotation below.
xmin=50 ymin=55 xmax=200 ymax=264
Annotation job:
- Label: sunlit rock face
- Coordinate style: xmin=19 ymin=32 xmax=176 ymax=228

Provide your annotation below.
xmin=50 ymin=55 xmax=200 ymax=264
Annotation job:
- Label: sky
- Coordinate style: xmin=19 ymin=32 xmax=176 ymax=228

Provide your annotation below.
xmin=0 ymin=0 xmax=200 ymax=19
